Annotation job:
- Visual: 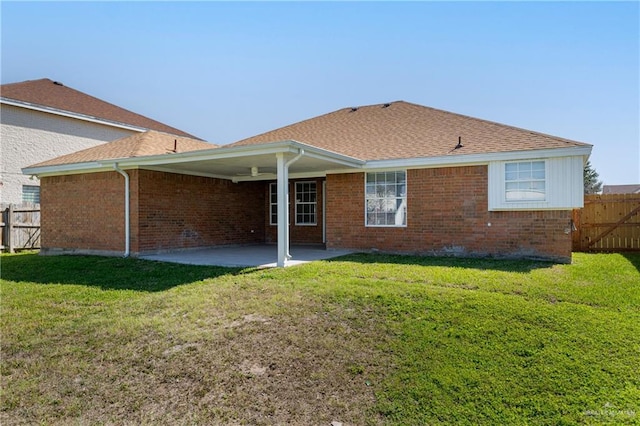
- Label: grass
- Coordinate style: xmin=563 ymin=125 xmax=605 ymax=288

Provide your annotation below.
xmin=1 ymin=252 xmax=639 ymax=425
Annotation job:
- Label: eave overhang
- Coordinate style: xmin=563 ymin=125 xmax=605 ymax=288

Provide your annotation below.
xmin=22 ymin=140 xmax=591 ymax=180
xmin=22 ymin=140 xmax=366 ymax=179
xmin=1 ymin=97 xmax=149 ymax=133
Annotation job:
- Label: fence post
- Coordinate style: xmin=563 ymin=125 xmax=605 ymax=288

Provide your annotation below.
xmin=7 ymin=204 xmax=15 ymax=253
xmin=1 ymin=208 xmax=5 ymax=252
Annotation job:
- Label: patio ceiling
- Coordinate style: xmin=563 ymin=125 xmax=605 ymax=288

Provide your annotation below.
xmin=141 ymin=151 xmax=359 ymax=182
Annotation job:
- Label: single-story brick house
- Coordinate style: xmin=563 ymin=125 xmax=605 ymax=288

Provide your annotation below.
xmin=23 ymin=101 xmax=592 ymax=265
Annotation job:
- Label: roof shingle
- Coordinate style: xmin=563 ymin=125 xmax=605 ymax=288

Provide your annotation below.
xmin=29 ymin=131 xmax=216 ymax=168
xmin=1 ymin=78 xmax=201 ymax=139
xmin=229 ymin=101 xmax=590 ymax=161
xmin=602 ymin=184 xmax=640 ymax=194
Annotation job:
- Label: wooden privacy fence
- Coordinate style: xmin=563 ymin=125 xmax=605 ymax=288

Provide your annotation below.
xmin=572 ymin=194 xmax=640 ymax=252
xmin=1 ymin=204 xmax=41 ymax=252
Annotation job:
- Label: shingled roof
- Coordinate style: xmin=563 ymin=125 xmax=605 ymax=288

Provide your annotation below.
xmin=29 ymin=131 xmax=216 ymax=168
xmin=229 ymin=101 xmax=590 ymax=161
xmin=1 ymin=78 xmax=201 ymax=139
xmin=602 ymin=184 xmax=640 ymax=194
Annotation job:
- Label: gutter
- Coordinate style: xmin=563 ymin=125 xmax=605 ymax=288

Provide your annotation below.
xmin=112 ymin=164 xmax=130 ymax=257
xmin=1 ymin=97 xmax=149 ymax=133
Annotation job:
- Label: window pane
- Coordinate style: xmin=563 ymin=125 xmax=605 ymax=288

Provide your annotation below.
xmin=518 ymin=171 xmax=532 ymax=180
xmin=532 ymin=169 xmax=545 ymax=179
xmin=532 ymin=161 xmax=545 ymax=170
xmin=365 ymin=171 xmax=407 ymax=226
xmin=295 ymin=181 xmax=317 ymax=225
xmin=269 ymin=184 xmax=278 ymax=225
xmin=366 ymin=184 xmax=375 ymax=195
xmin=504 ymin=161 xmax=546 ymax=202
xmin=22 ymin=185 xmax=40 ymax=203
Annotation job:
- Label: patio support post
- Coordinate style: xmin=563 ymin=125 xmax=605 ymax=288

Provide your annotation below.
xmin=276 ymin=149 xmax=305 ymax=267
xmin=276 ymin=153 xmax=288 ymax=267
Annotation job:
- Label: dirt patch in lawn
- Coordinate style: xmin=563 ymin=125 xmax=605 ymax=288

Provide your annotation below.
xmin=2 ymin=301 xmax=391 ymax=426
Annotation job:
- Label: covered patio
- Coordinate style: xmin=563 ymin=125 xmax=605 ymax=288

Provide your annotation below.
xmin=140 ymin=245 xmax=354 ymax=268
xmin=101 ymin=139 xmax=364 ymax=267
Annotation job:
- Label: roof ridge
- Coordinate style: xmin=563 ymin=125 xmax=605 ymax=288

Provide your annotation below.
xmin=229 ymin=101 xmax=410 ymax=146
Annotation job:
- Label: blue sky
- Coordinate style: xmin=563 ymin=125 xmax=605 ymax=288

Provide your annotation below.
xmin=2 ymin=1 xmax=638 ymax=185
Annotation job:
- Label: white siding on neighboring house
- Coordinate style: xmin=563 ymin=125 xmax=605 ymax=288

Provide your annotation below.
xmin=0 ymin=104 xmax=135 ymax=205
xmin=487 ymin=155 xmax=585 ymax=211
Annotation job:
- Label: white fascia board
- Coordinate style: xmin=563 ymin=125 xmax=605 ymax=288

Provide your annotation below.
xmin=22 ymin=162 xmax=113 ymax=177
xmin=328 ymin=146 xmax=593 ymax=174
xmin=1 ymin=97 xmax=148 ymax=133
xmin=22 ymin=161 xmax=104 ymax=176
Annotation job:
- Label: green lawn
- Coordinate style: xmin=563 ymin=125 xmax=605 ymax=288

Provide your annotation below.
xmin=1 ymin=252 xmax=639 ymax=425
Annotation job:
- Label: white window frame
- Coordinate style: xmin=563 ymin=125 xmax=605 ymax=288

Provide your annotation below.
xmin=22 ymin=185 xmax=40 ymax=204
xmin=365 ymin=171 xmax=407 ymax=227
xmin=269 ymin=183 xmax=278 ymax=226
xmin=504 ymin=160 xmax=546 ymax=202
xmin=295 ymin=181 xmax=317 ymax=226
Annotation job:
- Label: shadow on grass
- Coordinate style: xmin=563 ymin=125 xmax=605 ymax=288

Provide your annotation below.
xmin=0 ymin=253 xmax=248 ymax=292
xmin=621 ymin=252 xmax=640 ymax=272
xmin=324 ymin=252 xmax=556 ymax=273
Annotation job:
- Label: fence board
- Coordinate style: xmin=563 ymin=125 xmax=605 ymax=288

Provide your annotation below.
xmin=1 ymin=204 xmax=41 ymax=252
xmin=572 ymin=194 xmax=640 ymax=252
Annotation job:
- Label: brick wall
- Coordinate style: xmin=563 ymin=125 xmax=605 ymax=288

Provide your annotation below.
xmin=135 ymin=170 xmax=265 ymax=252
xmin=40 ymin=169 xmax=266 ymax=255
xmin=263 ymin=178 xmax=325 ymax=245
xmin=40 ymin=172 xmax=126 ymax=255
xmin=325 ymin=166 xmax=573 ymax=262
xmin=40 ymin=165 xmax=572 ymax=261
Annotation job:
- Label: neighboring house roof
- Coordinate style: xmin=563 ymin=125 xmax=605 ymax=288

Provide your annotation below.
xmin=1 ymin=78 xmax=201 ymax=139
xmin=602 ymin=184 xmax=640 ymax=194
xmin=29 ymin=131 xmax=216 ymax=168
xmin=229 ymin=101 xmax=590 ymax=161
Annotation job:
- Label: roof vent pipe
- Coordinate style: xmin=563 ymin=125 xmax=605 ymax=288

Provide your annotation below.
xmin=454 ymin=136 xmax=463 ymax=149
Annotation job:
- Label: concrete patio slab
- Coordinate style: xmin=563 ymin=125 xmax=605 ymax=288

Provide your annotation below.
xmin=139 ymin=245 xmax=354 ymax=268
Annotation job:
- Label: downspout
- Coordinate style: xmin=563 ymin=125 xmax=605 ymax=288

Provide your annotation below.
xmin=284 ymin=149 xmax=304 ymax=260
xmin=286 ymin=149 xmax=305 ymax=168
xmin=113 ymin=164 xmax=130 ymax=258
